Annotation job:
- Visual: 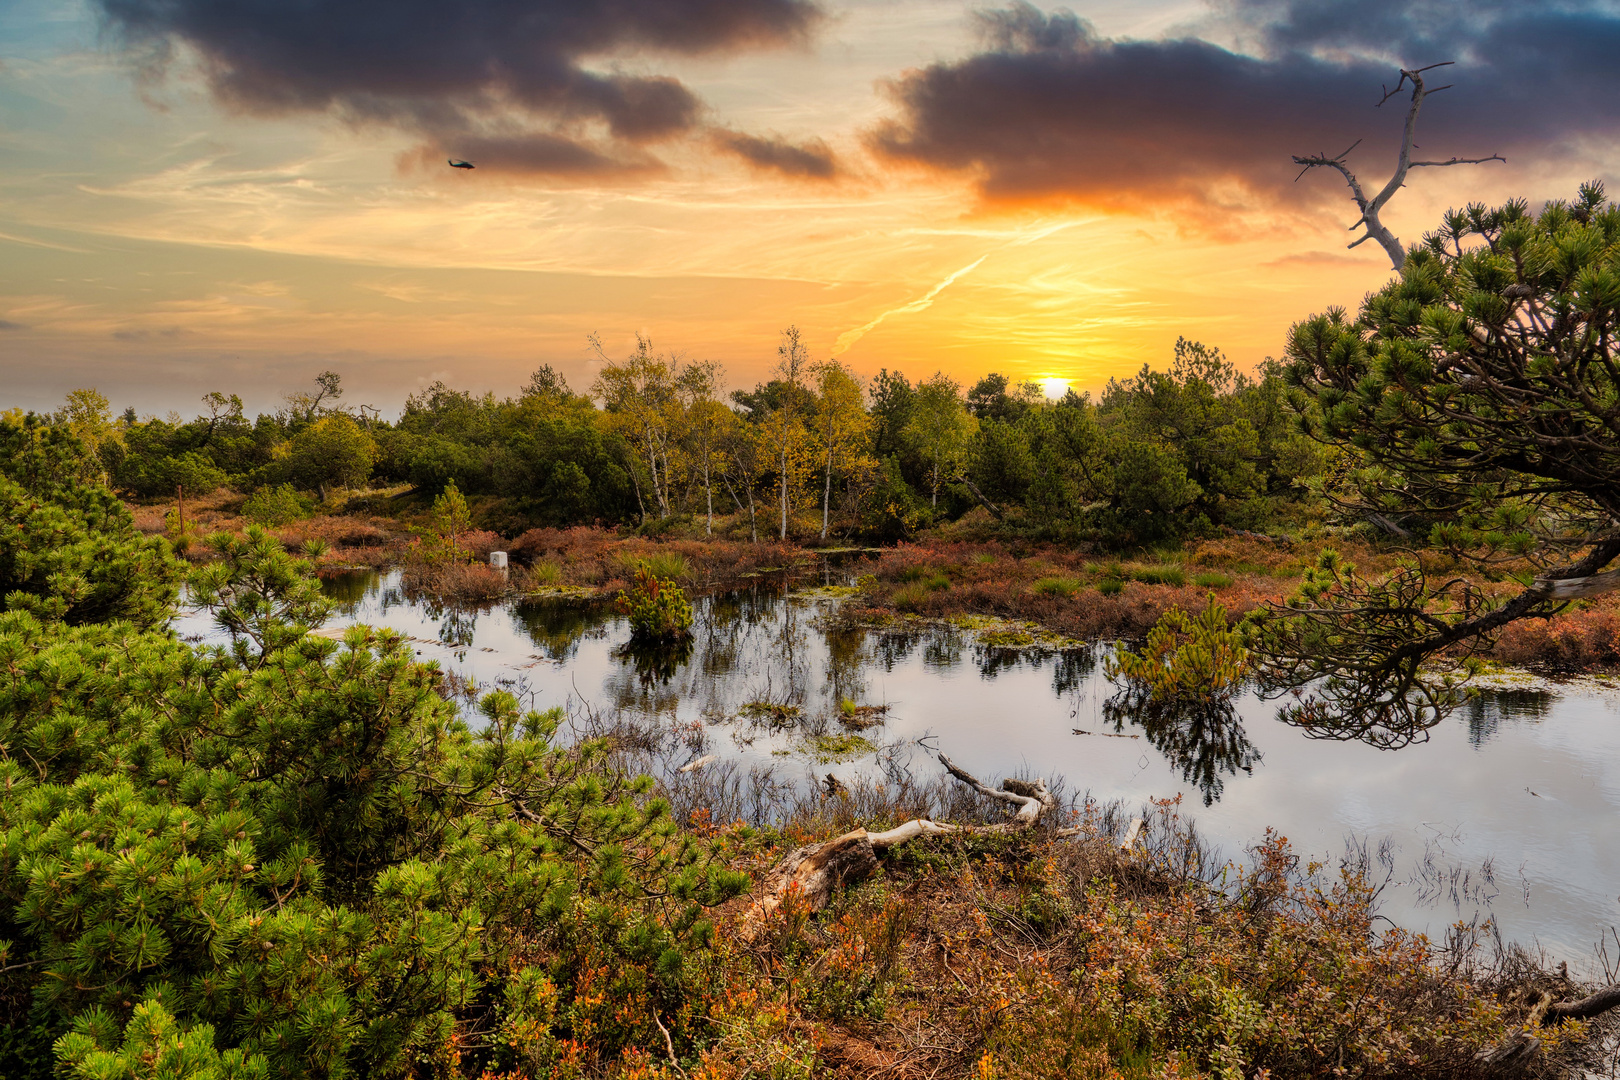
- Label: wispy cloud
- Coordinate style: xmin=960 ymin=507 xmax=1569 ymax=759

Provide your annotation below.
xmin=833 ymin=255 xmax=986 ymax=355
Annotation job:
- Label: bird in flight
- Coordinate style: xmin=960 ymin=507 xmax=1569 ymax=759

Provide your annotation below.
xmin=448 ymin=159 xmax=475 ymax=169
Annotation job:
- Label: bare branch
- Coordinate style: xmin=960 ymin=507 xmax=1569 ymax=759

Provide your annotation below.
xmin=1294 ymin=62 xmax=1503 ymax=270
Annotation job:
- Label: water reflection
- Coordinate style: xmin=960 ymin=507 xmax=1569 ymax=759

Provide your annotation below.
xmin=1104 ymin=688 xmax=1261 ymax=807
xmin=257 ymin=566 xmax=1620 ymax=960
xmin=513 ymin=597 xmax=610 ymax=662
xmin=1464 ymin=688 xmax=1556 ymax=748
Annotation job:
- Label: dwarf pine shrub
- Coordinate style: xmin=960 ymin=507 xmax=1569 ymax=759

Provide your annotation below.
xmin=1105 ymin=593 xmax=1250 ymax=705
xmin=615 ymin=561 xmax=694 ymax=640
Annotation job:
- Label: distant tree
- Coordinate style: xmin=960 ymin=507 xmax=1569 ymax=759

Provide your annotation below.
xmin=282 ymin=369 xmax=345 ymax=425
xmin=592 ymin=335 xmax=680 ymax=521
xmin=282 ymin=413 xmax=377 ymax=497
xmin=1251 ymin=184 xmax=1620 ymax=744
xmin=810 ymin=360 xmax=873 ymax=539
xmin=966 ymin=372 xmax=1041 ymax=424
xmin=53 ymin=388 xmax=117 ymax=479
xmin=523 ymin=363 xmax=572 ymax=399
xmin=677 ymin=359 xmax=730 ymax=535
xmin=738 ymin=327 xmax=814 ymax=539
xmin=902 ymin=372 xmax=977 ymax=507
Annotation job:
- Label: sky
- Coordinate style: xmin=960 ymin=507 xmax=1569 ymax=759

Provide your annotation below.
xmin=2 ymin=0 xmax=1618 ymax=416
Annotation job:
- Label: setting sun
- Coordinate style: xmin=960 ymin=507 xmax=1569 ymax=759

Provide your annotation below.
xmin=1038 ymin=376 xmax=1072 ymax=400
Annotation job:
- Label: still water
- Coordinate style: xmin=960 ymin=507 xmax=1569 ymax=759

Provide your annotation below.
xmin=176 ymin=567 xmax=1620 ymax=965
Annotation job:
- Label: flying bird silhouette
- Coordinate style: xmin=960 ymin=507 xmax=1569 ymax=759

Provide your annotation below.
xmin=447 ymin=159 xmax=475 ymax=169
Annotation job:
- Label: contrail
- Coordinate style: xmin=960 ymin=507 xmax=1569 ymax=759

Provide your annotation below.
xmin=830 ymin=219 xmax=1083 ymax=357
xmin=832 ymin=256 xmax=987 ymax=356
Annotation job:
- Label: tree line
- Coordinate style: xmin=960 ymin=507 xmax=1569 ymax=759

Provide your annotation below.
xmin=26 ymin=329 xmax=1325 ymax=545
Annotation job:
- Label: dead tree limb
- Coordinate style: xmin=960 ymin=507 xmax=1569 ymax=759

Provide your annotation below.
xmin=1293 ymin=62 xmax=1504 ymax=270
xmin=1477 ymin=982 xmax=1620 ymax=1074
xmin=741 ymin=754 xmax=1054 ymax=932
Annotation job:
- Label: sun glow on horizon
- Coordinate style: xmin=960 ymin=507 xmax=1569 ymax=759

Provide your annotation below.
xmin=1038 ymin=376 xmax=1071 ymax=400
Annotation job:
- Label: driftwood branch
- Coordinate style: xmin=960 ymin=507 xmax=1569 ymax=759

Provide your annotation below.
xmin=742 ymin=754 xmax=1056 ymax=932
xmin=1478 ymin=981 xmax=1620 ymax=1074
xmin=1293 ymin=62 xmax=1504 ymax=270
xmin=1530 ymin=567 xmax=1620 ymax=601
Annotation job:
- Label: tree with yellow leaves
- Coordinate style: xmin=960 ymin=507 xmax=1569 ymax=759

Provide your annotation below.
xmin=590 ymin=334 xmax=681 ymax=521
xmin=810 ymin=360 xmax=873 ymax=539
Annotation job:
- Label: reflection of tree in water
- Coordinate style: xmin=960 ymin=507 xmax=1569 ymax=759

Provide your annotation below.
xmin=1050 ymin=649 xmax=1095 ymax=697
xmin=513 ymin=597 xmax=611 ymax=662
xmin=872 ymin=632 xmax=922 ymax=671
xmin=922 ymin=633 xmax=963 ymax=671
xmin=1104 ymin=688 xmax=1261 ymax=806
xmin=620 ymin=637 xmax=696 ymax=688
xmin=822 ymin=625 xmax=870 ymax=707
xmin=973 ymin=645 xmax=1029 ymax=680
xmin=1463 ymin=688 xmax=1557 ymax=748
xmin=432 ymin=605 xmax=480 ymax=650
xmin=317 ymin=569 xmax=378 ymax=613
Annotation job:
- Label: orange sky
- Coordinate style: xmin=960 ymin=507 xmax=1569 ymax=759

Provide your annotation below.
xmin=2 ymin=0 xmax=1615 ymax=415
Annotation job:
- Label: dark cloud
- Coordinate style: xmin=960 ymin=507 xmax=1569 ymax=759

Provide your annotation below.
xmin=714 ymin=131 xmax=839 ymax=178
xmin=0 ymin=319 xmax=24 ymax=331
xmin=96 ymin=0 xmax=822 ymax=178
xmin=870 ymin=0 xmax=1620 ymax=210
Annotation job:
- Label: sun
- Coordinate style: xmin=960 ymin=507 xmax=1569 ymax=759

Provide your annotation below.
xmin=1037 ymin=376 xmax=1071 ymax=400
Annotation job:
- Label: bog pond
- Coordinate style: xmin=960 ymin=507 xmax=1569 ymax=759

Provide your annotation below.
xmin=175 ymin=564 xmax=1620 ymax=964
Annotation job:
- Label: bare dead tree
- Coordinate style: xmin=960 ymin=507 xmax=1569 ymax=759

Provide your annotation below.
xmin=1293 ymin=62 xmax=1504 ymax=270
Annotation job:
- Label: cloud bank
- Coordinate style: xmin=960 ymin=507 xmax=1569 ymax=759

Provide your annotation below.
xmin=96 ymin=0 xmax=825 ymax=178
xmin=869 ymin=0 xmax=1620 ymax=211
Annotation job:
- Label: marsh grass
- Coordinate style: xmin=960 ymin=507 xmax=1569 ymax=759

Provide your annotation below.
xmin=618 ymin=549 xmax=689 ymax=581
xmin=1130 ymin=564 xmax=1187 ymax=587
xmin=528 ymin=558 xmax=564 ymax=587
xmin=1031 ymin=576 xmax=1085 ymax=598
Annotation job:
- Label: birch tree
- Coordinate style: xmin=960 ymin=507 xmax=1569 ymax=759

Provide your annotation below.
xmin=590 ymin=334 xmax=679 ymax=520
xmin=810 ymin=360 xmax=873 ymax=539
xmin=677 ymin=360 xmax=730 ymax=535
xmin=903 ymin=372 xmax=977 ymax=508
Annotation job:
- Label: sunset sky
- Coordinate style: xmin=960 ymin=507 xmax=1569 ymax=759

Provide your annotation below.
xmin=3 ymin=0 xmax=1618 ymax=416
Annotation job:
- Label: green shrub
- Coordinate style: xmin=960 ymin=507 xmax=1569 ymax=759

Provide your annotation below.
xmin=300 ymin=538 xmax=331 ymax=559
xmin=1193 ymin=571 xmax=1233 ymax=589
xmin=1031 ymin=576 xmax=1084 ymax=597
xmin=1105 ymin=593 xmax=1250 ymax=705
xmin=1131 ymin=564 xmax=1186 ymax=587
xmin=615 ymin=562 xmax=694 ymax=640
xmin=242 ymin=483 xmax=313 ymax=526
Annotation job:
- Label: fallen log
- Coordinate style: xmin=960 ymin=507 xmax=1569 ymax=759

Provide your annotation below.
xmin=741 ymin=754 xmax=1054 ymax=933
xmin=1476 ymin=980 xmax=1620 ymax=1075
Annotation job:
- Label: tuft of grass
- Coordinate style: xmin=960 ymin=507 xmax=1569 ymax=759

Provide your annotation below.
xmin=973 ymin=552 xmax=998 ymax=565
xmin=1193 ymin=571 xmax=1233 ymax=589
xmin=739 ymin=701 xmax=802 ymax=723
xmin=1097 ymin=577 xmax=1125 ymax=596
xmin=618 ymin=549 xmax=689 ymax=581
xmin=1031 ymin=576 xmax=1084 ymax=598
xmin=807 ymin=732 xmax=877 ymax=763
xmin=1131 ymin=564 xmax=1186 ymax=587
xmin=980 ymin=629 xmax=1037 ymax=648
xmin=891 ymin=582 xmax=934 ymax=612
xmin=529 ymin=558 xmax=564 ymax=587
